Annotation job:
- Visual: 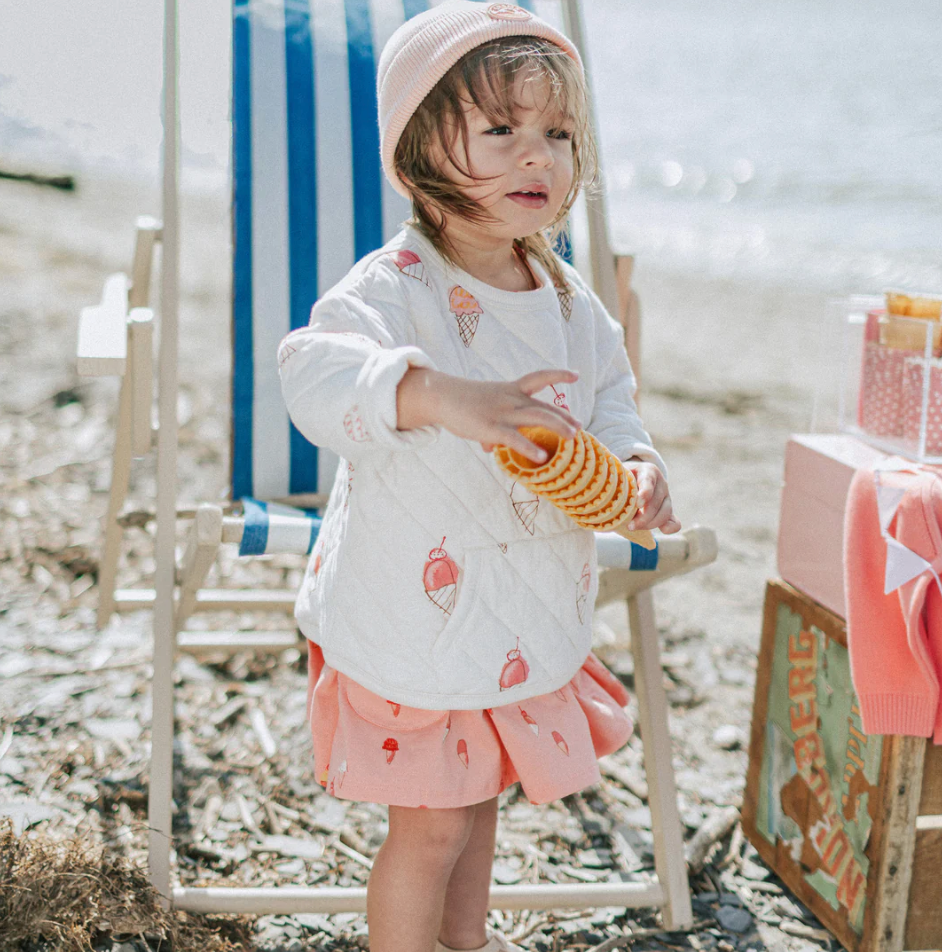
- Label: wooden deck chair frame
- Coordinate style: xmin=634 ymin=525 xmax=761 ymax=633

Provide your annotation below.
xmin=77 ymin=0 xmax=717 ymax=927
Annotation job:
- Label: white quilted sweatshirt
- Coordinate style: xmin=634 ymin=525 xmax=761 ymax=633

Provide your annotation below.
xmin=278 ymin=225 xmax=666 ymax=710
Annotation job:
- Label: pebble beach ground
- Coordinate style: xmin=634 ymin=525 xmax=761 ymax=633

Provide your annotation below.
xmin=0 ymin=172 xmax=840 ymax=951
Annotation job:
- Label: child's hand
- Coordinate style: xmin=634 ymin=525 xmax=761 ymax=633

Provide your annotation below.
xmin=623 ymin=461 xmax=681 ymax=534
xmin=398 ymin=367 xmax=581 ymax=463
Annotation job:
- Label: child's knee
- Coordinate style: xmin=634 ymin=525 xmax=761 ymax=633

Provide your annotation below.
xmin=388 ymin=803 xmax=477 ymax=861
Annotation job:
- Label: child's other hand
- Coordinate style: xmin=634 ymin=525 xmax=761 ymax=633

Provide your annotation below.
xmin=623 ymin=461 xmax=681 ymax=534
xmin=410 ymin=367 xmax=582 ymax=463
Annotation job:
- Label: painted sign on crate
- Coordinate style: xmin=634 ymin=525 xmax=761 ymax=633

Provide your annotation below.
xmin=743 ymin=581 xmax=884 ymax=952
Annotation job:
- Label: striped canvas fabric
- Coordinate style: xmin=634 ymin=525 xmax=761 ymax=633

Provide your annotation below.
xmin=232 ymin=0 xmax=577 ymax=504
xmin=238 ymin=498 xmax=323 ymax=556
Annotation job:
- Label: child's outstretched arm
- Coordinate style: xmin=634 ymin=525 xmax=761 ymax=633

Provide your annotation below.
xmin=397 ymin=366 xmax=582 ymax=464
xmin=278 ymin=267 xmax=442 ymax=464
xmin=584 ymin=287 xmax=681 ymax=534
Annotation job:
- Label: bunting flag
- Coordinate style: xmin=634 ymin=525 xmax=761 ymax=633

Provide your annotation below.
xmin=875 ymin=483 xmax=906 ymax=533
xmin=873 ymin=462 xmax=942 ymax=597
xmin=884 ymin=536 xmax=932 ymax=595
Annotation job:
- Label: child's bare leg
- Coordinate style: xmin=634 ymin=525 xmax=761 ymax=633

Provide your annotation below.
xmin=438 ymin=796 xmax=499 ymax=950
xmin=367 ymin=803 xmax=478 ymax=952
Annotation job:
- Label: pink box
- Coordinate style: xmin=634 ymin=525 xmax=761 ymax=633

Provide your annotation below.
xmin=777 ymin=433 xmax=888 ymax=619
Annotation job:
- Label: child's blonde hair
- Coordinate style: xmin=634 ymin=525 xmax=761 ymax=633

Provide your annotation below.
xmin=394 ymin=36 xmax=599 ymax=291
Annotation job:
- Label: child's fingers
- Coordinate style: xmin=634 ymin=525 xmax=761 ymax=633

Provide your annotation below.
xmin=512 ymin=435 xmax=551 ymax=464
xmin=660 ymin=513 xmax=683 ymax=534
xmin=510 ymin=405 xmax=579 ymax=439
xmin=628 ymin=494 xmax=674 ymax=531
xmin=634 ymin=471 xmax=658 ymax=507
xmin=516 ymin=368 xmax=579 ymax=397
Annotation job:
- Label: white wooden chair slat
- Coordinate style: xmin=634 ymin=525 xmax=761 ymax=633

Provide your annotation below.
xmin=77 ymin=273 xmax=130 ymax=376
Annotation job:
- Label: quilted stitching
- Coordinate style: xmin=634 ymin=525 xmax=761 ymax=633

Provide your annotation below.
xmin=288 ymin=228 xmax=640 ymax=709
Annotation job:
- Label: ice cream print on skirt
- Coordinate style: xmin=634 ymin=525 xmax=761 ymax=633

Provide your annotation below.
xmin=499 ymin=636 xmax=530 ymax=690
xmin=519 ymin=706 xmax=539 ymax=736
xmin=382 ymin=738 xmax=399 ymax=764
xmin=423 ymin=537 xmax=459 ymax=616
xmin=449 ymin=286 xmax=483 ymax=347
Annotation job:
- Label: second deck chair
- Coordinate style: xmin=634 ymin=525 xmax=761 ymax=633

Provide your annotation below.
xmin=77 ymin=0 xmax=717 ymax=926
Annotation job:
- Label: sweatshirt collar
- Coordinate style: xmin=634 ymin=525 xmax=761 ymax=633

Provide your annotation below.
xmin=406 ymin=225 xmax=559 ymax=311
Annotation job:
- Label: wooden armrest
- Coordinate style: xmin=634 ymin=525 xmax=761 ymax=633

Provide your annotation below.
xmin=77 ymin=272 xmax=130 ymax=376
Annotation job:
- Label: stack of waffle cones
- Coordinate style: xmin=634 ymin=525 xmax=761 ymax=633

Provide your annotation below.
xmin=881 ymin=289 xmax=942 ymax=353
xmin=494 ymin=426 xmax=656 ymax=549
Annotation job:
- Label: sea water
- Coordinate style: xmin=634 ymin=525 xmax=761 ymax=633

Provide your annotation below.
xmin=1 ymin=0 xmax=939 ymax=292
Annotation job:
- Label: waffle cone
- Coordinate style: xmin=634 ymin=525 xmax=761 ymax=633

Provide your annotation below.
xmin=572 ymin=461 xmax=637 ymax=528
xmin=495 ymin=427 xmax=657 ymax=546
xmin=495 ymin=426 xmax=578 ymax=485
xmin=562 ymin=453 xmax=619 ymax=515
xmin=542 ymin=434 xmax=602 ymax=502
xmin=519 ymin=429 xmax=588 ymax=493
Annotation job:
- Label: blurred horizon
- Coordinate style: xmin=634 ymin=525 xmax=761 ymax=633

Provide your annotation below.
xmin=2 ymin=0 xmax=940 ymax=292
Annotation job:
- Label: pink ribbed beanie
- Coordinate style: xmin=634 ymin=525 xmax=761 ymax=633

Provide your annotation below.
xmin=377 ymin=1 xmax=583 ymax=197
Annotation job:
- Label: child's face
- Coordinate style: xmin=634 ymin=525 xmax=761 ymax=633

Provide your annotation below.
xmin=433 ymin=74 xmax=575 ymax=244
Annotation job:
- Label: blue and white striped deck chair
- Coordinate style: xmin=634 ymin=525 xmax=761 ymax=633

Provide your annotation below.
xmin=78 ymin=0 xmax=716 ymax=922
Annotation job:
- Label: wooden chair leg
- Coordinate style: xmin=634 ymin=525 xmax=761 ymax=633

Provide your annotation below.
xmin=175 ymin=504 xmax=223 ymax=632
xmin=97 ymin=370 xmax=134 ymax=628
xmin=629 ymin=588 xmax=693 ymax=929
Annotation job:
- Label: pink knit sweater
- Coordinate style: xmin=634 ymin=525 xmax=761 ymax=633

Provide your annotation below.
xmin=844 ymin=467 xmax=942 ymax=743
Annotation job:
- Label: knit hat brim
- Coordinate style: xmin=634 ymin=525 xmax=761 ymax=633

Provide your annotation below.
xmin=377 ymin=1 xmax=583 ymax=197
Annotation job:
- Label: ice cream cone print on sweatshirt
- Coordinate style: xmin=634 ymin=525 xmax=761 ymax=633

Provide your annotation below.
xmin=449 ymin=286 xmax=482 ymax=347
xmin=388 ymin=249 xmax=430 ymax=287
xmin=423 ymin=537 xmax=459 ymax=616
xmin=510 ymin=481 xmax=539 ymax=535
xmin=576 ymin=561 xmax=591 ymax=624
xmin=499 ymin=636 xmax=530 ymax=690
xmin=556 ymin=285 xmax=574 ymax=321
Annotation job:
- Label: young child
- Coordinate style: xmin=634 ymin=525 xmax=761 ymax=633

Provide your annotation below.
xmin=277 ymin=4 xmax=680 ymax=950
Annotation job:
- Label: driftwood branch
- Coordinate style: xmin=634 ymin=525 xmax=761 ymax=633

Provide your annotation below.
xmin=0 ymin=168 xmax=75 ymax=190
xmin=684 ymin=806 xmax=740 ymax=874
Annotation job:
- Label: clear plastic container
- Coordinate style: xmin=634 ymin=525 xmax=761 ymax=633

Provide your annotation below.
xmin=838 ymin=294 xmax=942 ymax=463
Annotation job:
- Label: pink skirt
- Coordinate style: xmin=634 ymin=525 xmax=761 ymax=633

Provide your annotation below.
xmin=306 ymin=641 xmax=633 ymax=808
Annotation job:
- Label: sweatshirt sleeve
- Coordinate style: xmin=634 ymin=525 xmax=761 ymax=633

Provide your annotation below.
xmin=583 ymin=285 xmax=668 ymax=477
xmin=277 ymin=261 xmax=442 ymax=463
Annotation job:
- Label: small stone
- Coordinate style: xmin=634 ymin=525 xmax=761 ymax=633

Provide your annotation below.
xmin=575 ymin=848 xmax=613 ymax=868
xmin=712 ymin=725 xmax=746 ymax=750
xmin=740 ymin=858 xmax=770 ymax=881
xmin=715 ymin=906 xmax=753 ymax=934
xmin=717 ymin=664 xmax=751 ymax=686
xmin=294 ymin=913 xmax=332 ymax=933
xmin=493 ymin=860 xmax=522 ymax=884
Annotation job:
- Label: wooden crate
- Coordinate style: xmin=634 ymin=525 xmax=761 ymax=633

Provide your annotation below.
xmin=742 ymin=580 xmax=942 ymax=952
